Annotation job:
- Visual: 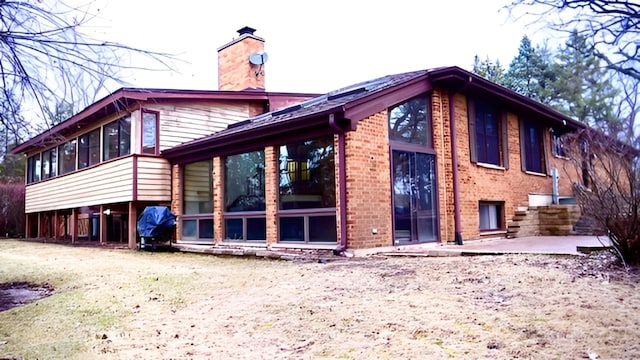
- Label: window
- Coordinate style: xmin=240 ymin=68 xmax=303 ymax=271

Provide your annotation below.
xmin=278 ymin=136 xmax=337 ymax=243
xmin=41 ymin=148 xmax=57 ymax=179
xmin=389 ymin=96 xmax=431 ymax=146
xmin=469 ymin=99 xmax=508 ymax=167
xmin=479 ymin=202 xmax=503 ymax=231
xmin=224 ymin=150 xmax=266 ymax=241
xmin=58 ymin=140 xmax=77 ymax=175
xmin=27 ymin=154 xmax=41 ymax=184
xmin=551 ymin=130 xmax=566 ymax=157
xmin=78 ymin=129 xmax=101 ymax=169
xmin=142 ymin=111 xmax=158 ymax=155
xmin=182 ymin=160 xmax=213 ymax=241
xmin=103 ymin=116 xmax=131 ymax=161
xmin=520 ymin=119 xmax=547 ymax=174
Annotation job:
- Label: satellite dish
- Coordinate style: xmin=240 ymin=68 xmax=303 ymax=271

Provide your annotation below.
xmin=249 ymin=52 xmax=268 ymax=65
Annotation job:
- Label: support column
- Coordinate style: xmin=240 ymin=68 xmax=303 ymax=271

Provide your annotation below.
xmin=70 ymin=209 xmax=78 ymax=244
xmin=53 ymin=211 xmax=59 ymax=240
xmin=264 ymin=146 xmax=278 ymax=245
xmin=128 ymin=202 xmax=137 ymax=249
xmin=37 ymin=213 xmax=42 ymax=239
xmin=100 ymin=205 xmax=107 ymax=244
xmin=213 ymin=156 xmax=223 ymax=243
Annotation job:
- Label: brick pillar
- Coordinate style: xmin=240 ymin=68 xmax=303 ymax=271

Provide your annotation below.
xmin=264 ymin=146 xmax=278 ymax=244
xmin=171 ymin=164 xmax=182 ymax=240
xmin=213 ymin=156 xmax=224 ymax=243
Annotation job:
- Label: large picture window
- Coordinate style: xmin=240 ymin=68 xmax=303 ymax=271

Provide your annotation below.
xmin=58 ymin=140 xmax=77 ymax=175
xmin=103 ymin=116 xmax=131 ymax=161
xmin=278 ymin=136 xmax=337 ymax=243
xmin=224 ymin=151 xmax=266 ymax=241
xmin=182 ymin=160 xmax=213 ymax=241
xmin=78 ymin=128 xmax=101 ymax=169
xmin=469 ymin=99 xmax=508 ymax=167
xmin=388 ymin=96 xmax=430 ymax=146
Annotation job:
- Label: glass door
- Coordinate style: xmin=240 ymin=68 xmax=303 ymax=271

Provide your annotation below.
xmin=392 ymin=150 xmax=438 ymax=244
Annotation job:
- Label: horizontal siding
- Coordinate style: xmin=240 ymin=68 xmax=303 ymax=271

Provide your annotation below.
xmin=25 ymin=157 xmax=134 ymax=213
xmin=136 ymin=157 xmax=172 ymax=201
xmin=150 ymin=101 xmax=251 ymax=151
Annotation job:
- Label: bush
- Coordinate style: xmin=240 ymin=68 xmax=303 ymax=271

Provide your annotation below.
xmin=564 ymin=129 xmax=640 ymax=267
xmin=0 ymin=180 xmax=25 ymax=237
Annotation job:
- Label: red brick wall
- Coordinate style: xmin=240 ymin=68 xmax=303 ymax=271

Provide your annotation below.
xmin=218 ymin=37 xmax=265 ymax=91
xmin=449 ymin=91 xmax=576 ymax=242
xmin=212 ymin=156 xmax=223 ymax=242
xmin=344 ymin=112 xmax=393 ymax=249
xmin=171 ymin=164 xmax=182 ymax=238
xmin=264 ymin=146 xmax=278 ymax=244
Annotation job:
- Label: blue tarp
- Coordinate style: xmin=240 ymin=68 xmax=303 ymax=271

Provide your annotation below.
xmin=137 ymin=206 xmax=176 ymax=237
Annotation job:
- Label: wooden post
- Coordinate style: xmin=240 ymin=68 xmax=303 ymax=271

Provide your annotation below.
xmin=70 ymin=208 xmax=78 ymax=244
xmin=53 ymin=211 xmax=59 ymax=240
xmin=37 ymin=213 xmax=42 ymax=239
xmin=100 ymin=205 xmax=107 ymax=244
xmin=128 ymin=202 xmax=137 ymax=249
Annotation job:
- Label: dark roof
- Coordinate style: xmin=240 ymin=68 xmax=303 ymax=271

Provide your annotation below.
xmin=11 ymin=88 xmax=317 ymax=154
xmin=162 ymin=66 xmax=585 ymax=162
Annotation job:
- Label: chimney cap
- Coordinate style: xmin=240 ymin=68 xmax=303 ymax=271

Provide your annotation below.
xmin=237 ymin=26 xmax=257 ymax=36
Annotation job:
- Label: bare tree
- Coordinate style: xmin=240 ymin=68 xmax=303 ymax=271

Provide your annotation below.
xmin=0 ymin=0 xmax=176 ymax=140
xmin=505 ymin=0 xmax=639 ymax=81
xmin=563 ymin=129 xmax=640 ymax=267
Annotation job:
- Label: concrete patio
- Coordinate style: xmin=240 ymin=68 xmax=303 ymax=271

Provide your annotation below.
xmin=380 ymin=235 xmax=612 ymax=257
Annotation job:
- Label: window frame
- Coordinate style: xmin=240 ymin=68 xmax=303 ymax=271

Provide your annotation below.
xmin=102 ymin=115 xmax=131 ymax=161
xmin=141 ymin=110 xmax=159 ymax=155
xmin=26 ymin=154 xmax=41 ymax=184
xmin=479 ymin=201 xmax=505 ymax=232
xmin=468 ymin=98 xmax=509 ymax=168
xmin=388 ymin=95 xmax=432 ymax=148
xmin=277 ymin=136 xmax=337 ymax=244
xmin=181 ymin=160 xmax=214 ymax=242
xmin=58 ymin=140 xmax=77 ymax=175
xmin=223 ymin=150 xmax=267 ymax=242
xmin=41 ymin=147 xmax=57 ymax=180
xmin=520 ymin=118 xmax=549 ymax=175
xmin=78 ymin=128 xmax=102 ymax=169
xmin=551 ymin=129 xmax=567 ymax=158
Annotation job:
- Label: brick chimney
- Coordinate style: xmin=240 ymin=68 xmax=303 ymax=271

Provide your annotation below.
xmin=217 ymin=26 xmax=266 ymax=91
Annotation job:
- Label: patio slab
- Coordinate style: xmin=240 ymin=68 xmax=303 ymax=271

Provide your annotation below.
xmin=382 ymin=235 xmax=612 ymax=257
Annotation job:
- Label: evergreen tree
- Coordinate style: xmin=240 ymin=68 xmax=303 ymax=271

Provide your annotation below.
xmin=472 ymin=55 xmax=507 ymax=85
xmin=504 ymin=36 xmax=557 ymax=104
xmin=552 ymin=30 xmax=618 ymax=130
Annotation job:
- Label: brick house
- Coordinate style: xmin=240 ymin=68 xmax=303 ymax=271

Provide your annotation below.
xmin=163 ymin=67 xmax=587 ymax=251
xmin=13 ymin=27 xmax=588 ymax=250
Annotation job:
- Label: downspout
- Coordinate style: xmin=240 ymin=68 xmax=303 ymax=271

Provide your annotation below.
xmin=449 ymin=91 xmax=463 ymax=245
xmin=329 ymin=114 xmax=348 ymax=252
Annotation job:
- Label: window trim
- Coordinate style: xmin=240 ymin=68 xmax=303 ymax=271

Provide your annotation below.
xmin=102 ymin=115 xmax=131 ymax=161
xmin=479 ymin=201 xmax=505 ymax=232
xmin=468 ymin=98 xmax=509 ymax=168
xmin=141 ymin=109 xmax=160 ymax=155
xmin=180 ymin=215 xmax=214 ymax=242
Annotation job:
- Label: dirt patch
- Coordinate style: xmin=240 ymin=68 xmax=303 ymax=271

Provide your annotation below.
xmin=0 ymin=240 xmax=639 ymax=359
xmin=0 ymin=282 xmax=54 ymax=312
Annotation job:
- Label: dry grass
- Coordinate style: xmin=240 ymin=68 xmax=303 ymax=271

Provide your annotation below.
xmin=0 ymin=240 xmax=639 ymax=359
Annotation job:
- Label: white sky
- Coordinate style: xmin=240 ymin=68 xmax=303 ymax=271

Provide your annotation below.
xmin=85 ymin=0 xmax=547 ymax=94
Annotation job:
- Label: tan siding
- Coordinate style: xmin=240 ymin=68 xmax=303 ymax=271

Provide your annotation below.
xmin=25 ymin=157 xmax=134 ymax=213
xmin=136 ymin=157 xmax=172 ymax=201
xmin=147 ymin=102 xmax=251 ymax=151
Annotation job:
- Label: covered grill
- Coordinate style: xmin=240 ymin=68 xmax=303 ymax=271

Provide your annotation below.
xmin=137 ymin=206 xmax=176 ymax=250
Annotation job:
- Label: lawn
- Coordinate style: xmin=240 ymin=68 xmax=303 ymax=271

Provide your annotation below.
xmin=0 ymin=240 xmax=639 ymax=359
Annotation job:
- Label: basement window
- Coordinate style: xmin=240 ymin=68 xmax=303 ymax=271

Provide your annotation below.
xmin=479 ymin=201 xmax=504 ymax=232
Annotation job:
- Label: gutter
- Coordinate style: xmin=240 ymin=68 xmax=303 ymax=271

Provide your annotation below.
xmin=329 ymin=113 xmax=348 ymax=252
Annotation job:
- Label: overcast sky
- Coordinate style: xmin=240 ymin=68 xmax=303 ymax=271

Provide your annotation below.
xmin=86 ymin=0 xmax=548 ymax=94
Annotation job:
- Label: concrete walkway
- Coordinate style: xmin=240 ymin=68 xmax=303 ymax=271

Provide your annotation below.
xmin=386 ymin=235 xmax=612 ymax=257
